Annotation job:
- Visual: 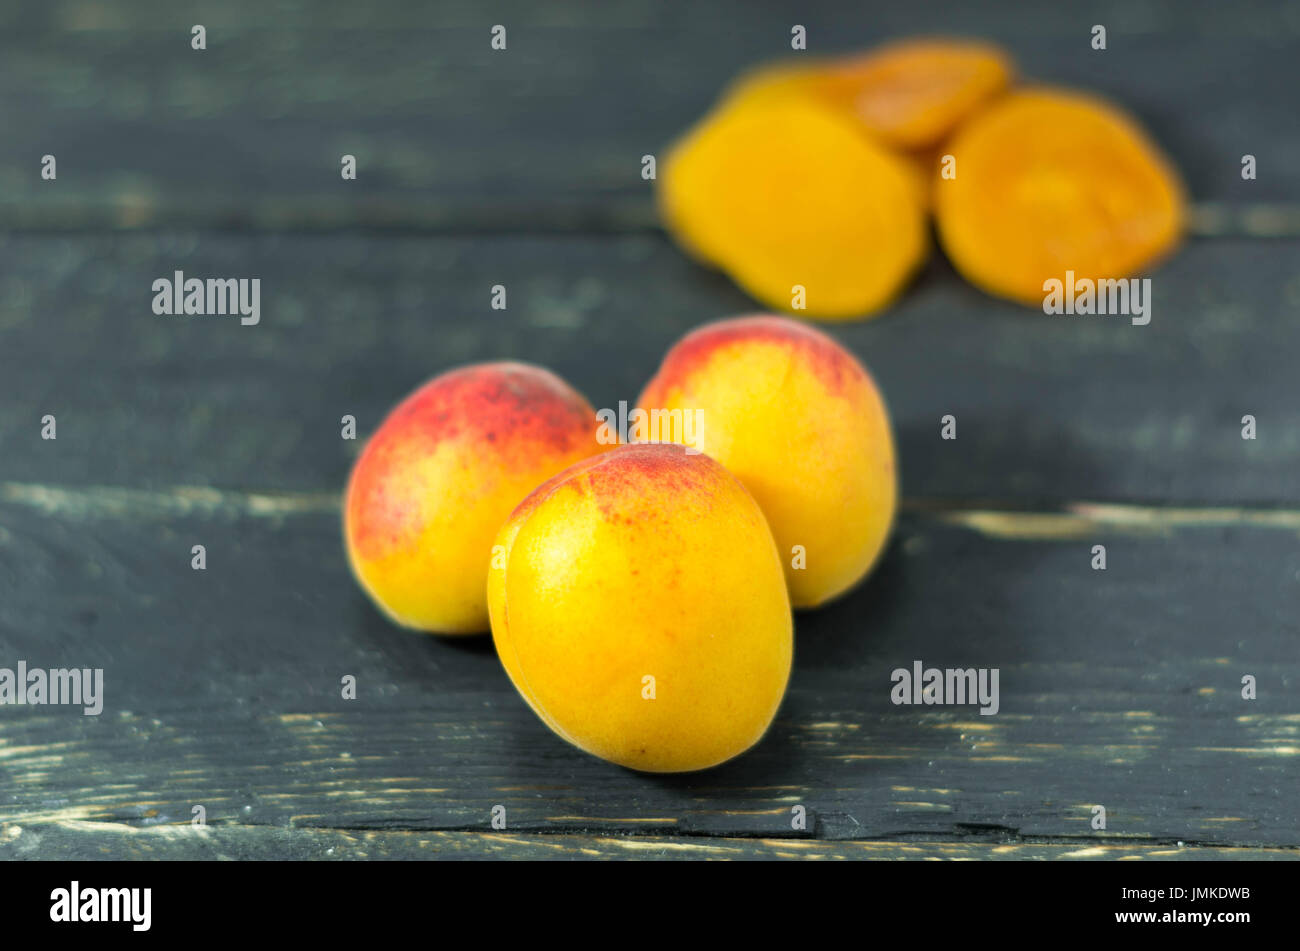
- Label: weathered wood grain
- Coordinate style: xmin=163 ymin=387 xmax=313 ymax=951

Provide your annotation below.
xmin=0 ymin=233 xmax=1296 ymax=504
xmin=1 ymin=501 xmax=1295 ymax=848
xmin=1 ymin=0 xmax=1296 ymax=863
xmin=0 ymin=0 xmax=1296 ymax=231
xmin=3 ymin=821 xmax=1297 ymax=861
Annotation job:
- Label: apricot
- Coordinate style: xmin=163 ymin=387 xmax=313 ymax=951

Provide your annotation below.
xmin=725 ymin=37 xmax=1014 ymax=151
xmin=934 ymin=87 xmax=1186 ymax=305
xmin=659 ymin=96 xmax=928 ymax=319
xmin=344 ymin=362 xmax=603 ymax=635
xmin=636 ymin=316 xmax=896 ymax=608
xmin=487 ymin=443 xmax=792 ymax=772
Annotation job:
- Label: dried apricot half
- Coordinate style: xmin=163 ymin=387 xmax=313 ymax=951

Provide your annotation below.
xmin=659 ymin=96 xmax=928 ymax=319
xmin=934 ymin=87 xmax=1186 ymax=305
xmin=725 ymin=37 xmax=1014 ymax=151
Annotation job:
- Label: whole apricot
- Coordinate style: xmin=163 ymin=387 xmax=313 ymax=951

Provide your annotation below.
xmin=344 ymin=362 xmax=603 ymax=635
xmin=487 ymin=443 xmax=792 ymax=772
xmin=637 ymin=316 xmax=896 ymax=608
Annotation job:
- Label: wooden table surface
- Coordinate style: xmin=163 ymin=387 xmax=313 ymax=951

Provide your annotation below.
xmin=1 ymin=0 xmax=1298 ymax=860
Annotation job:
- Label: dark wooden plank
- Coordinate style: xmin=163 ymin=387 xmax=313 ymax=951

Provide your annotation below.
xmin=0 ymin=233 xmax=1296 ymax=505
xmin=3 ymin=823 xmax=1296 ymax=861
xmin=0 ymin=0 xmax=1296 ymax=231
xmin=1 ymin=500 xmax=1296 ymax=851
xmin=2 ymin=0 xmax=1297 ymax=865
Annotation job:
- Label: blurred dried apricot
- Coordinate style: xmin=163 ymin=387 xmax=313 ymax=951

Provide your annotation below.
xmin=659 ymin=96 xmax=928 ymax=319
xmin=934 ymin=87 xmax=1186 ymax=304
xmin=725 ymin=37 xmax=1014 ymax=151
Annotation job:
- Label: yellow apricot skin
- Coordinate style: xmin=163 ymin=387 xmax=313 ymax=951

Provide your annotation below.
xmin=934 ymin=87 xmax=1186 ymax=306
xmin=637 ymin=315 xmax=896 ymax=609
xmin=344 ymin=362 xmax=603 ymax=635
xmin=724 ymin=37 xmax=1014 ymax=151
xmin=488 ymin=443 xmax=793 ymax=773
xmin=659 ymin=96 xmax=928 ymax=320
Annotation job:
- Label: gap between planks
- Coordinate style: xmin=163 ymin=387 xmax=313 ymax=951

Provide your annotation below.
xmin=0 ymin=201 xmax=1297 ymax=237
xmin=3 ymin=481 xmax=1300 ymax=538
